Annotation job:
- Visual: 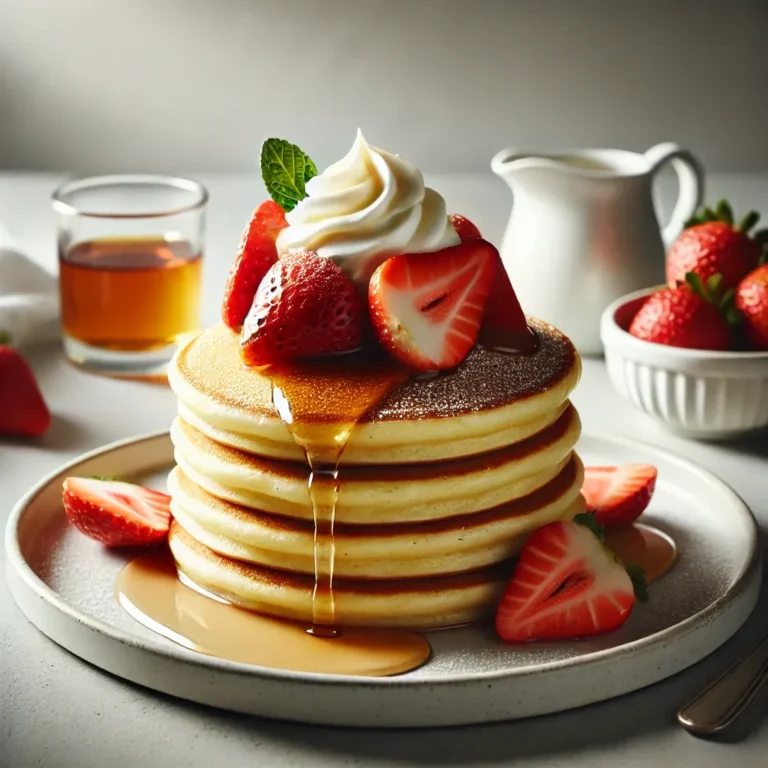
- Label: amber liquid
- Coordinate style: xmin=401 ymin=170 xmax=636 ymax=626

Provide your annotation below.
xmin=116 ymin=549 xmax=431 ymax=676
xmin=60 ymin=237 xmax=202 ymax=351
xmin=604 ymin=523 xmax=679 ymax=583
xmin=267 ymin=353 xmax=410 ymax=634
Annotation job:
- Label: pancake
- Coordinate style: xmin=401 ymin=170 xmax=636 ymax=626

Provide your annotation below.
xmin=168 ymin=317 xmax=580 ymax=465
xmin=168 ymin=455 xmax=584 ymax=579
xmin=166 ymin=311 xmax=585 ymax=629
xmin=170 ymin=404 xmax=582 ymax=524
xmin=169 ymin=522 xmax=513 ymax=629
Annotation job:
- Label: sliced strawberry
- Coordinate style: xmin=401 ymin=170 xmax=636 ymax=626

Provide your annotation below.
xmin=222 ymin=200 xmax=288 ymax=330
xmin=581 ymin=464 xmax=658 ymax=528
xmin=480 ymin=254 xmax=536 ymax=351
xmin=495 ymin=519 xmax=638 ymax=642
xmin=368 ymin=240 xmax=496 ymax=372
xmin=0 ymin=344 xmax=51 ymax=437
xmin=448 ymin=213 xmax=482 ymax=242
xmin=241 ymin=250 xmax=365 ymax=366
xmin=62 ymin=477 xmax=171 ymax=547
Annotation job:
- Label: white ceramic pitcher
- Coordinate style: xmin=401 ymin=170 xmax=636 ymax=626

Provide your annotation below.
xmin=490 ymin=143 xmax=705 ymax=355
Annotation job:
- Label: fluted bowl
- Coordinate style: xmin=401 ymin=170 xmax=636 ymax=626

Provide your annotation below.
xmin=600 ymin=286 xmax=768 ymax=439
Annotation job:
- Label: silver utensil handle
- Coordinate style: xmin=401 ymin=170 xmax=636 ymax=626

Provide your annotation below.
xmin=678 ymin=633 xmax=768 ymax=734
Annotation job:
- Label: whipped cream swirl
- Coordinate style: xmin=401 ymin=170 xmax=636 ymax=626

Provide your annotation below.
xmin=276 ymin=130 xmax=460 ymax=288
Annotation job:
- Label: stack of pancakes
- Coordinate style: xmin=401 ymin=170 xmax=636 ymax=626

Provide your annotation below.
xmin=167 ymin=318 xmax=584 ymax=629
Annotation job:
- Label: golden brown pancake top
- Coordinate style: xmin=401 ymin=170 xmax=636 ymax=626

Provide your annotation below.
xmin=174 ymin=318 xmax=577 ymax=424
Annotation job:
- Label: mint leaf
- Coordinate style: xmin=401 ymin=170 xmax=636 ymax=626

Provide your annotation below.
xmin=260 ymin=138 xmax=318 ymax=212
xmin=301 ymin=151 xmax=318 ymax=184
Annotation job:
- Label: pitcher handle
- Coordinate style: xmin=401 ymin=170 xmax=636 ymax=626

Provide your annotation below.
xmin=645 ymin=142 xmax=705 ymax=249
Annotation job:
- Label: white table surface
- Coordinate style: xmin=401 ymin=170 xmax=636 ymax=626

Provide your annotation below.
xmin=2 ymin=171 xmax=768 ymax=768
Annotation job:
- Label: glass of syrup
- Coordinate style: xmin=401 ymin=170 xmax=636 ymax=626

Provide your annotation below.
xmin=52 ymin=174 xmax=207 ymax=378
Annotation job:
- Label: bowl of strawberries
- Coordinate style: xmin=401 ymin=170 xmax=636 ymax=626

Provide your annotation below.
xmin=601 ymin=199 xmax=768 ymax=439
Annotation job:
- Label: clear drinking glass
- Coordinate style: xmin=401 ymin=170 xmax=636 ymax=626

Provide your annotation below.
xmin=52 ymin=175 xmax=207 ymax=377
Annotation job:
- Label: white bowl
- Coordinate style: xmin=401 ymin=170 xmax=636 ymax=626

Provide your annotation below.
xmin=600 ymin=286 xmax=768 ymax=439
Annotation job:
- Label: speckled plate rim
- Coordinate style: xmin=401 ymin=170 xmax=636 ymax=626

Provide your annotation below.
xmin=5 ymin=430 xmax=762 ymax=727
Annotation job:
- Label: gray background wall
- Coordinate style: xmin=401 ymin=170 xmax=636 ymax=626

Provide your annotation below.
xmin=1 ymin=0 xmax=766 ymax=174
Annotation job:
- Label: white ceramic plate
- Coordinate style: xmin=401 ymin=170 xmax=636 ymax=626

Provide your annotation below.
xmin=5 ymin=431 xmax=761 ymax=728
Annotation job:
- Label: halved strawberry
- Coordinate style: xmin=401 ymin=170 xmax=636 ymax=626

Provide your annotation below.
xmin=241 ymin=250 xmax=365 ymax=366
xmin=495 ymin=518 xmax=641 ymax=642
xmin=448 ymin=213 xmax=482 ymax=242
xmin=368 ymin=240 xmax=496 ymax=371
xmin=479 ymin=254 xmax=536 ymax=352
xmin=222 ymin=200 xmax=288 ymax=330
xmin=62 ymin=478 xmax=171 ymax=547
xmin=582 ymin=464 xmax=658 ymax=528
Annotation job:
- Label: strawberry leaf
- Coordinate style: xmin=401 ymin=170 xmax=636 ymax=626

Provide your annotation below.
xmin=260 ymin=139 xmax=318 ymax=212
xmin=684 ymin=213 xmax=701 ymax=229
xmin=706 ymin=273 xmax=723 ymax=297
xmin=0 ymin=329 xmax=11 ymax=346
xmin=625 ymin=564 xmax=649 ymax=603
xmin=716 ymin=199 xmax=734 ymax=225
xmin=573 ymin=512 xmax=605 ymax=542
xmin=89 ymin=475 xmax=118 ymax=481
xmin=738 ymin=211 xmax=761 ymax=233
xmin=702 ymin=207 xmax=718 ymax=222
xmin=685 ymin=271 xmax=707 ymax=300
xmin=724 ymin=304 xmax=744 ymax=327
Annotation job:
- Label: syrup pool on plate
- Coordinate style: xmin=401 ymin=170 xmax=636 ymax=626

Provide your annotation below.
xmin=604 ymin=523 xmax=678 ymax=583
xmin=115 ymin=549 xmax=431 ymax=676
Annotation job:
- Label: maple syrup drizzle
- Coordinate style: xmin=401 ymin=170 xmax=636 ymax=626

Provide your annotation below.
xmin=604 ymin=523 xmax=678 ymax=583
xmin=115 ymin=549 xmax=431 ymax=675
xmin=267 ymin=353 xmax=409 ymax=636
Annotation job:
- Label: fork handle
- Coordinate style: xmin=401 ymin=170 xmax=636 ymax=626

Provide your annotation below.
xmin=678 ymin=633 xmax=768 ymax=735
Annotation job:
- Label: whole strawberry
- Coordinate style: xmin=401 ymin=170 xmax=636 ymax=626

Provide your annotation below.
xmin=629 ymin=273 xmax=737 ymax=351
xmin=735 ymin=263 xmax=768 ymax=350
xmin=241 ymin=250 xmax=365 ymax=366
xmin=0 ymin=335 xmax=51 ymax=437
xmin=666 ymin=200 xmax=763 ymax=289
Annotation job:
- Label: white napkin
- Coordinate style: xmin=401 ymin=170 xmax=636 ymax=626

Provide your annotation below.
xmin=0 ymin=223 xmax=60 ymax=348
